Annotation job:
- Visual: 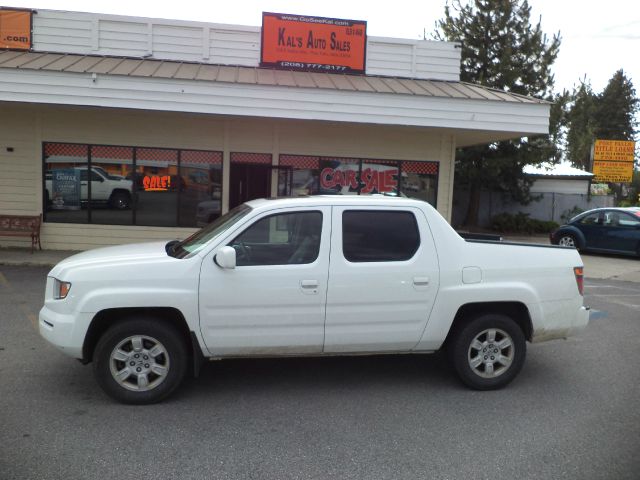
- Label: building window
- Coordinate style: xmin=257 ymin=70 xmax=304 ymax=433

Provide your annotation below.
xmin=43 ymin=142 xmax=222 ymax=228
xmin=278 ymin=155 xmax=438 ymax=206
xmin=401 ymin=161 xmax=438 ymax=206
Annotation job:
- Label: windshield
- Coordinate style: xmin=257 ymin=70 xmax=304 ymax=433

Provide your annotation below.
xmin=171 ymin=204 xmax=252 ymax=258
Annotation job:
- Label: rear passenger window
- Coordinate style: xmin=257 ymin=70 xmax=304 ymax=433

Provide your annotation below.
xmin=342 ymin=210 xmax=420 ymax=262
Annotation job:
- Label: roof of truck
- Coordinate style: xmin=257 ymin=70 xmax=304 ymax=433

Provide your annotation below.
xmin=245 ymin=195 xmax=432 ymax=210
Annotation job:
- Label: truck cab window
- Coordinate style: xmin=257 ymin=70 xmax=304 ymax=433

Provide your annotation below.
xmin=342 ymin=210 xmax=420 ymax=262
xmin=230 ymin=211 xmax=322 ymax=266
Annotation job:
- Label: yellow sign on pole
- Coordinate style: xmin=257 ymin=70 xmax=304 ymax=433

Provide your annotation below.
xmin=591 ymin=139 xmax=635 ymax=183
xmin=592 ymin=160 xmax=634 ymax=183
xmin=593 ymin=139 xmax=635 ymax=162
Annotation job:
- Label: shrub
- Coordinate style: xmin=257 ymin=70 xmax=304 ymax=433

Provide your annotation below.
xmin=491 ymin=212 xmax=559 ymax=234
xmin=560 ymin=206 xmax=583 ymax=223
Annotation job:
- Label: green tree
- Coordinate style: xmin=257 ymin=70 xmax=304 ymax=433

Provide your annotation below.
xmin=435 ymin=0 xmax=561 ymax=226
xmin=594 ymin=69 xmax=638 ymax=141
xmin=566 ymin=70 xmax=638 ymax=171
xmin=565 ymin=80 xmax=597 ymax=170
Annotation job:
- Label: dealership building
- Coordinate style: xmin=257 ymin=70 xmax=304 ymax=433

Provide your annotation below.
xmin=0 ymin=7 xmax=550 ymax=250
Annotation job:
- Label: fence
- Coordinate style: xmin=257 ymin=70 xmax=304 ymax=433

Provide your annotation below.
xmin=452 ymin=190 xmax=614 ymax=228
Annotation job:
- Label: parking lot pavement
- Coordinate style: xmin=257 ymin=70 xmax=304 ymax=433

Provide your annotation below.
xmin=1 ymin=265 xmax=639 ymax=480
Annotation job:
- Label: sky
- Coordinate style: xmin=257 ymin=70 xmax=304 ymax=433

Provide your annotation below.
xmin=5 ymin=0 xmax=640 ymax=95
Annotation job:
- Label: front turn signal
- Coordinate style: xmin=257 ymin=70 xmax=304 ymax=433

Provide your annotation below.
xmin=53 ymin=278 xmax=72 ymax=299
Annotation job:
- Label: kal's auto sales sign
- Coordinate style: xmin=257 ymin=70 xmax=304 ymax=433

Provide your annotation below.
xmin=260 ymin=12 xmax=366 ymax=74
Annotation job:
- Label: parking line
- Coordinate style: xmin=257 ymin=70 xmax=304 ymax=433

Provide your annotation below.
xmin=27 ymin=313 xmax=38 ymax=330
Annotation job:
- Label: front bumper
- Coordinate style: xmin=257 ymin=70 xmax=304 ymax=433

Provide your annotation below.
xmin=39 ymin=305 xmax=91 ymax=359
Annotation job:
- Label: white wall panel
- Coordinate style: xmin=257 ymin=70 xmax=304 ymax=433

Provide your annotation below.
xmin=31 ymin=10 xmax=460 ymax=81
xmin=0 ymin=69 xmax=550 ymax=134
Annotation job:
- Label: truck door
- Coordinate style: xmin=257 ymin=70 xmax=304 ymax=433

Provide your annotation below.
xmin=324 ymin=206 xmax=440 ymax=352
xmin=198 ymin=206 xmax=331 ymax=355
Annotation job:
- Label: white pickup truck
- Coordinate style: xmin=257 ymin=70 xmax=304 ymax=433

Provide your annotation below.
xmin=39 ymin=196 xmax=589 ymax=404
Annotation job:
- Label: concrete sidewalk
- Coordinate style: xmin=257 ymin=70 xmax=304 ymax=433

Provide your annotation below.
xmin=0 ymin=248 xmax=79 ymax=268
xmin=2 ymin=240 xmax=640 ymax=282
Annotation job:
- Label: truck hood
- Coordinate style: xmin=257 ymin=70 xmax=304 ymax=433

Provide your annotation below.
xmin=48 ymin=241 xmax=173 ymax=278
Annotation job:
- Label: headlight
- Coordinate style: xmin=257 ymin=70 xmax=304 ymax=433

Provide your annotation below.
xmin=53 ymin=278 xmax=72 ymax=299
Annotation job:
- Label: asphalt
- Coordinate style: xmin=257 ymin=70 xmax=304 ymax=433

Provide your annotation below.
xmin=1 ymin=235 xmax=640 ymax=281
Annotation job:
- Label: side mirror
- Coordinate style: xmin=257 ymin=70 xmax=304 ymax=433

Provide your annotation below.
xmin=214 ymin=246 xmax=236 ymax=269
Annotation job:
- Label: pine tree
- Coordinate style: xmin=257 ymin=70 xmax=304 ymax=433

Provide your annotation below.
xmin=434 ymin=0 xmax=561 ymax=226
xmin=566 ymin=70 xmax=638 ymax=170
xmin=565 ymin=81 xmax=597 ymax=170
xmin=594 ymin=69 xmax=638 ymax=142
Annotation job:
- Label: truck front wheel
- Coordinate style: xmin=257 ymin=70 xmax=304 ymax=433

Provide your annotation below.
xmin=109 ymin=191 xmax=131 ymax=209
xmin=450 ymin=314 xmax=526 ymax=390
xmin=93 ymin=318 xmax=188 ymax=404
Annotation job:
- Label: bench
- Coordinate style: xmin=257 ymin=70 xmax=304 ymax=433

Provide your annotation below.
xmin=0 ymin=214 xmax=42 ymax=253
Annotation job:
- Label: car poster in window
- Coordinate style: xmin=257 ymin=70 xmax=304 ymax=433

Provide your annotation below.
xmin=261 ymin=12 xmax=366 ymax=74
xmin=51 ymin=169 xmax=81 ymax=210
xmin=319 ymin=159 xmax=398 ymax=195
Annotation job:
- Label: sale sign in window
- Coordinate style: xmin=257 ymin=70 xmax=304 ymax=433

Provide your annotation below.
xmin=261 ymin=12 xmax=367 ymax=74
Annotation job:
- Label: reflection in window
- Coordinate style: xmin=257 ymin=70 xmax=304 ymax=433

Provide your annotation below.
xmin=90 ymin=145 xmax=134 ymax=225
xmin=279 ymin=155 xmax=320 ymax=196
xmin=182 ymin=150 xmax=223 ymax=227
xmin=43 ymin=142 xmax=223 ymax=228
xmin=44 ymin=143 xmax=89 ymax=224
xmin=400 ymin=162 xmax=438 ymax=206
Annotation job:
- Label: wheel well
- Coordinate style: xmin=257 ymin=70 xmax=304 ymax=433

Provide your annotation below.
xmin=110 ymin=189 xmax=131 ymax=198
xmin=444 ymin=302 xmax=533 ymax=347
xmin=82 ymin=307 xmax=193 ymax=364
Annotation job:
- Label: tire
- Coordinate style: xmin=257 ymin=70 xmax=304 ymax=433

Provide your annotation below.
xmin=557 ymin=233 xmax=578 ymax=249
xmin=109 ymin=190 xmax=131 ymax=210
xmin=93 ymin=318 xmax=188 ymax=404
xmin=450 ymin=313 xmax=526 ymax=390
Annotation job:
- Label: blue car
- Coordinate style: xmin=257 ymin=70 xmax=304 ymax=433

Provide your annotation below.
xmin=550 ymin=207 xmax=640 ymax=257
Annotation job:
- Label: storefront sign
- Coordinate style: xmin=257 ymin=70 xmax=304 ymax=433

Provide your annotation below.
xmin=0 ymin=9 xmax=32 ymax=50
xmin=593 ymin=139 xmax=635 ymax=162
xmin=51 ymin=169 xmax=81 ymax=210
xmin=320 ymin=164 xmax=398 ymax=194
xmin=592 ymin=160 xmax=634 ymax=183
xmin=260 ymin=12 xmax=366 ymax=73
xmin=143 ymin=175 xmax=171 ymax=191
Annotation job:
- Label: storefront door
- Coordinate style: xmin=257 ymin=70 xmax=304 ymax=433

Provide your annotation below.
xmin=229 ymin=163 xmax=272 ymax=209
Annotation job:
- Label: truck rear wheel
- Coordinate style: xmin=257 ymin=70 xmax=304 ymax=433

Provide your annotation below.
xmin=93 ymin=318 xmax=187 ymax=404
xmin=450 ymin=313 xmax=526 ymax=390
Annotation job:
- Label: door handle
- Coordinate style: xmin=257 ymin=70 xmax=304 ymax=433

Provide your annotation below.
xmin=300 ymin=279 xmax=319 ymax=295
xmin=413 ymin=276 xmax=430 ymax=286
